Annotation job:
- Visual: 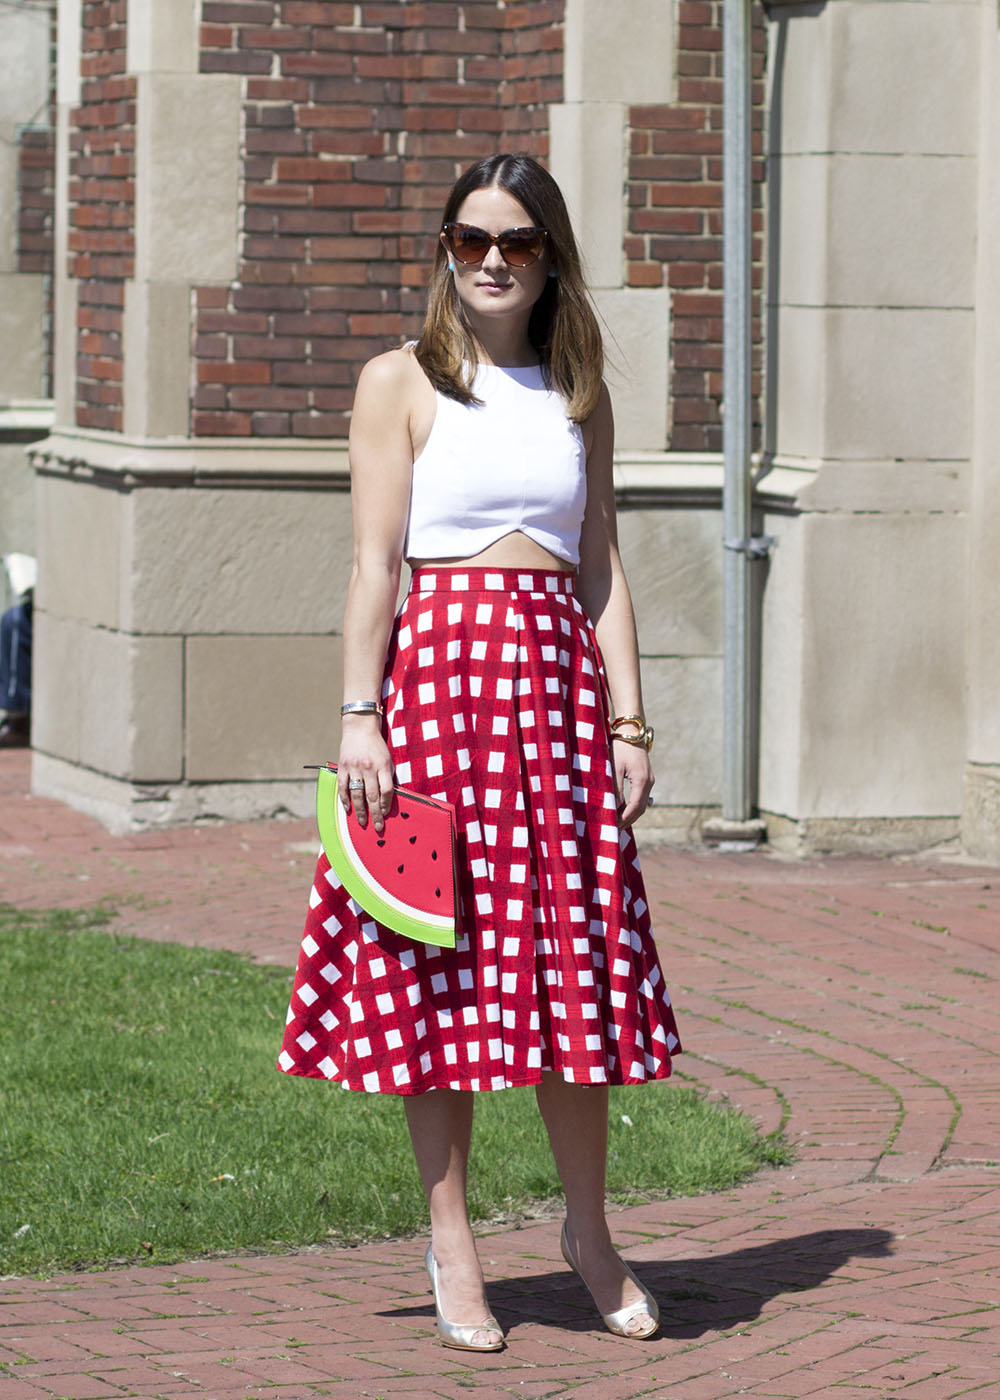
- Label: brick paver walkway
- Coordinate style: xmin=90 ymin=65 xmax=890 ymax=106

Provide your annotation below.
xmin=2 ymin=747 xmax=998 ymax=1400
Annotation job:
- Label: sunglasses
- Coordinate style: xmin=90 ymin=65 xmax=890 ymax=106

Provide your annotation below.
xmin=442 ymin=222 xmax=550 ymax=268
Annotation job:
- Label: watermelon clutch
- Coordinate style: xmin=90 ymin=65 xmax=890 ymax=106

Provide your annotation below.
xmin=308 ymin=764 xmax=458 ymax=949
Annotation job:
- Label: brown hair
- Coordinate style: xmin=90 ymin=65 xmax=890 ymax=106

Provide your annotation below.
xmin=414 ymin=154 xmax=604 ymax=424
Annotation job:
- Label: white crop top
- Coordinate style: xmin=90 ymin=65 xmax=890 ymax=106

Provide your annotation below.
xmin=405 ymin=362 xmax=587 ymax=566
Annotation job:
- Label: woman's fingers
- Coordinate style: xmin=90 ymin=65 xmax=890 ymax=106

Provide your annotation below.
xmin=338 ymin=763 xmax=395 ymax=832
xmin=616 ymin=748 xmax=654 ymax=827
xmin=337 ymin=730 xmax=395 ymax=830
xmin=351 ymin=777 xmax=370 ymax=827
xmin=368 ymin=766 xmax=396 ymax=833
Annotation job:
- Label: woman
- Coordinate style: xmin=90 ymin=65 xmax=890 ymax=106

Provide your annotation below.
xmin=279 ymin=154 xmax=681 ymax=1350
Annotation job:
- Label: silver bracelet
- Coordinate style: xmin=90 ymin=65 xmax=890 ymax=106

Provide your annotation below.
xmin=340 ymin=700 xmax=383 ymax=717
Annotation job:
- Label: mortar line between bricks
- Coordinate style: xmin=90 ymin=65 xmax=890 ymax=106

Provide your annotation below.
xmin=658 ymin=915 xmax=1000 ymax=1066
xmin=655 ymin=901 xmax=997 ymax=1036
xmin=684 ymin=1002 xmax=966 ymax=1180
xmin=700 ymin=1308 xmax=866 ymax=1365
xmin=715 ymin=967 xmax=1000 ymax=1067
xmin=676 ymin=952 xmax=998 ymax=1083
xmin=672 ymin=1054 xmax=793 ymax=1134
xmin=694 ymin=991 xmax=964 ymax=1166
xmin=678 ymin=1000 xmax=907 ymax=1158
xmin=736 ymin=887 xmax=997 ymax=956
xmin=662 ymin=927 xmax=970 ymax=1157
xmin=5 ymin=745 xmax=1000 ymax=1400
xmin=655 ymin=890 xmax=987 ymax=985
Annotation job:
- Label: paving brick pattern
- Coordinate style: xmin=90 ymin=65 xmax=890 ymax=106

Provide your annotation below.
xmin=2 ymin=747 xmax=998 ymax=1399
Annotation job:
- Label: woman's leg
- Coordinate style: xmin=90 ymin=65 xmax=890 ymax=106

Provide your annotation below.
xmin=535 ymin=1073 xmax=656 ymax=1334
xmin=404 ymin=1088 xmax=502 ymax=1344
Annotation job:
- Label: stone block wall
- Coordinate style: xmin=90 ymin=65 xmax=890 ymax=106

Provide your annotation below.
xmin=32 ymin=0 xmax=998 ymax=861
xmin=963 ymin=0 xmax=1000 ymax=863
xmin=757 ymin=0 xmax=982 ymax=854
xmin=28 ymin=0 xmax=775 ymax=834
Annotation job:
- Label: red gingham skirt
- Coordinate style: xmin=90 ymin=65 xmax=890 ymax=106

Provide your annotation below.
xmin=278 ymin=567 xmax=681 ymax=1094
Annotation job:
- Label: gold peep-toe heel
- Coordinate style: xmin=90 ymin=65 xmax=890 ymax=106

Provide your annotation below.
xmin=424 ymin=1245 xmax=504 ymax=1352
xmin=560 ymin=1222 xmax=660 ymax=1339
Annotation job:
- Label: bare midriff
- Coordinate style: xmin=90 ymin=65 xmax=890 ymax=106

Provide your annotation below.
xmin=407 ymin=527 xmax=574 ymax=573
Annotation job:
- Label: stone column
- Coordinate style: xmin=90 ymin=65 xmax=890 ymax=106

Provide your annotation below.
xmin=0 ymin=2 xmax=53 ymax=558
xmin=32 ymin=0 xmax=766 ymax=836
xmin=758 ymin=0 xmax=978 ymax=853
xmin=549 ymin=0 xmax=673 ymax=453
xmin=549 ymin=1 xmax=728 ymax=838
xmin=962 ymin=2 xmax=1000 ymax=862
xmin=32 ymin=0 xmax=349 ymax=830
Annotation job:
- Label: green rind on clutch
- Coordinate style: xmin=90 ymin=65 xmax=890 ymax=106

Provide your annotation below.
xmin=316 ymin=766 xmax=457 ymax=948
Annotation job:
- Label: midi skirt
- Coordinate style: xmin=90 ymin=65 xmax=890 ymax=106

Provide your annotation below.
xmin=278 ymin=567 xmax=682 ymax=1095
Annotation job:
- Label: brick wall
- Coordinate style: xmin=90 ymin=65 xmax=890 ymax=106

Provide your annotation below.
xmin=627 ymin=0 xmax=767 ymax=453
xmin=68 ymin=0 xmax=136 ymax=432
xmin=16 ymin=129 xmax=55 ymax=279
xmin=15 ymin=1 xmax=56 ymax=398
xmin=59 ymin=1 xmax=765 ymax=447
xmin=16 ymin=126 xmax=55 ymax=402
xmin=498 ymin=4 xmax=561 ymax=151
xmin=193 ymin=0 xmax=564 ymax=438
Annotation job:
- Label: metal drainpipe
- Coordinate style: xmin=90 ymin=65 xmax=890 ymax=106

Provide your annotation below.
xmin=714 ymin=0 xmax=769 ymax=844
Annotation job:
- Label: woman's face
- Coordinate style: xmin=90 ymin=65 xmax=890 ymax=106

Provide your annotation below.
xmin=442 ymin=185 xmax=551 ymax=327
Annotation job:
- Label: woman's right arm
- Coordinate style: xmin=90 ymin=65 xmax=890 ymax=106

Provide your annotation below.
xmin=337 ymin=350 xmax=419 ymax=832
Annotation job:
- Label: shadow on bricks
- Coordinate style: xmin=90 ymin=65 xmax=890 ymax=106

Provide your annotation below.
xmin=378 ymin=1227 xmax=895 ymax=1338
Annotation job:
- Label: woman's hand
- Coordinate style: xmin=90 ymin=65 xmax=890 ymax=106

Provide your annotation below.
xmin=335 ymin=347 xmax=428 ymax=835
xmin=577 ymin=386 xmax=654 ymax=830
xmin=337 ymin=716 xmax=395 ymax=833
xmin=613 ymin=739 xmax=654 ymax=827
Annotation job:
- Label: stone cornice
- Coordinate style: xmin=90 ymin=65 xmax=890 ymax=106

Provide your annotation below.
xmin=27 ymin=429 xmax=815 ymax=509
xmin=29 ymin=428 xmax=353 ymax=490
xmin=0 ymin=400 xmax=56 ymax=436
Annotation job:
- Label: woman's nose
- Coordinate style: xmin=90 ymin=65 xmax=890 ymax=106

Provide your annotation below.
xmin=482 ymin=243 xmax=508 ymax=274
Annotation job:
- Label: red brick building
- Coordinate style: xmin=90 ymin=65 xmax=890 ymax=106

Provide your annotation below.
xmin=7 ymin=0 xmax=999 ymax=863
xmin=61 ymin=1 xmax=763 ymax=447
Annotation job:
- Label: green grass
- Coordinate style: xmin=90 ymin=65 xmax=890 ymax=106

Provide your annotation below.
xmin=0 ymin=906 xmax=789 ymax=1277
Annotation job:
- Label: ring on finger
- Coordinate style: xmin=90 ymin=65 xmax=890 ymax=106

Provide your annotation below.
xmin=348 ymin=778 xmax=364 ymax=791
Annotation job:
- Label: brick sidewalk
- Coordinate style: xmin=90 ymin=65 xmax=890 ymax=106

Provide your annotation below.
xmin=2 ymin=748 xmax=999 ymax=1400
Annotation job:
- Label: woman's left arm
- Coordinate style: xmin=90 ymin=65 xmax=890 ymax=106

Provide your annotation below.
xmin=576 ymin=383 xmax=654 ymax=827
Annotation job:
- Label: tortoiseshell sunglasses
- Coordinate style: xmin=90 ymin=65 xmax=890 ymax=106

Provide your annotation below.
xmin=442 ymin=223 xmax=550 ymax=268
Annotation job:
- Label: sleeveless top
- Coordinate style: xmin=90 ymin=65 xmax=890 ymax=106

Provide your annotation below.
xmin=404 ymin=362 xmax=588 ymax=567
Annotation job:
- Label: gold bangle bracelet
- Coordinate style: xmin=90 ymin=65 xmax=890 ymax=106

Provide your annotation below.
xmin=610 ymin=716 xmax=655 ymax=752
xmin=610 ymin=713 xmax=644 ymax=734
